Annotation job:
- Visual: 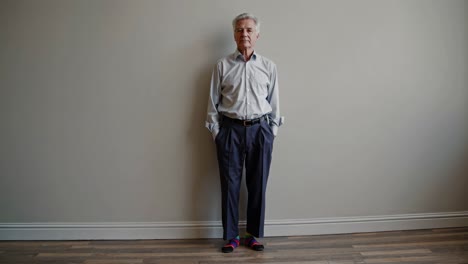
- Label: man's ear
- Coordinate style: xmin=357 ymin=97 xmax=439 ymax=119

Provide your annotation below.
xmin=256 ymin=33 xmax=260 ymax=39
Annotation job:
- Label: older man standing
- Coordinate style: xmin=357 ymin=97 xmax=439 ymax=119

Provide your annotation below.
xmin=206 ymin=13 xmax=284 ymax=253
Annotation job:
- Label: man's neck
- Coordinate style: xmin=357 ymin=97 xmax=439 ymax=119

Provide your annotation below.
xmin=238 ymin=48 xmax=254 ymax=61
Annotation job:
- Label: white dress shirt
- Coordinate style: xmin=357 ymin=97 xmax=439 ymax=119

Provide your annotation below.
xmin=206 ymin=50 xmax=284 ymax=139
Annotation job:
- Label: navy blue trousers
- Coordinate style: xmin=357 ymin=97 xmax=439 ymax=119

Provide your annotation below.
xmin=215 ymin=117 xmax=274 ymax=240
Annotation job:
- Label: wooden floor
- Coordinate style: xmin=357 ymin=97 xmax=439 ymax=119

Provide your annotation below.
xmin=1 ymin=227 xmax=468 ymax=264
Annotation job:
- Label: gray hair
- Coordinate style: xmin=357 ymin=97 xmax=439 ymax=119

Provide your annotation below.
xmin=232 ymin=13 xmax=260 ymax=33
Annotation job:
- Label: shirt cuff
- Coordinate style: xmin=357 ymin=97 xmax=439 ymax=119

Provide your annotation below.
xmin=271 ymin=125 xmax=278 ymax=137
xmin=212 ymin=127 xmax=220 ymax=141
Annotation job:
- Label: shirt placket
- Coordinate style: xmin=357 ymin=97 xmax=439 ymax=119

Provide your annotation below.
xmin=244 ymin=60 xmax=248 ymax=120
xmin=246 ymin=60 xmax=255 ymax=120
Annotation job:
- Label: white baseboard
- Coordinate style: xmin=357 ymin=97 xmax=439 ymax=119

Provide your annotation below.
xmin=1 ymin=211 xmax=468 ymax=240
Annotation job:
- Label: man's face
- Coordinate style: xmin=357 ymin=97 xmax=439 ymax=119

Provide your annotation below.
xmin=234 ymin=18 xmax=259 ymax=51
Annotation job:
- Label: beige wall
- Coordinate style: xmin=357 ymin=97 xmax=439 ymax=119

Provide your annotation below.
xmin=1 ymin=0 xmax=467 ymax=238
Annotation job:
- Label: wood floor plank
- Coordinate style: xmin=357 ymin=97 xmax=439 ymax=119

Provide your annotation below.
xmin=363 ymin=254 xmax=463 ymax=263
xmin=431 ymin=227 xmax=467 ymax=232
xmin=0 ymin=227 xmax=467 ymax=263
xmin=270 ymin=231 xmax=468 ymax=249
xmin=353 ymin=239 xmax=468 ymax=249
xmin=71 ymin=243 xmax=215 ymax=249
xmin=0 ymin=241 xmax=89 ymax=247
xmin=97 ymin=252 xmax=223 ymax=257
xmin=359 ymin=248 xmax=432 ymax=256
xmin=145 ymin=260 xmax=199 ymax=264
xmin=36 ymin=252 xmax=94 ymax=257
xmin=83 ymin=259 xmax=143 ymax=264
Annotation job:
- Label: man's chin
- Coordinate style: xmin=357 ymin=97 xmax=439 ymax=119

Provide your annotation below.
xmin=238 ymin=45 xmax=251 ymax=50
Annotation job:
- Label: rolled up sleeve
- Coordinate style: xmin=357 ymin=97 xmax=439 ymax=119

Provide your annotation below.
xmin=205 ymin=62 xmax=222 ymax=139
xmin=267 ymin=63 xmax=284 ymax=137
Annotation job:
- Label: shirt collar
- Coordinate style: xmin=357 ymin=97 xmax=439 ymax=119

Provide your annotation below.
xmin=234 ymin=49 xmax=258 ymax=61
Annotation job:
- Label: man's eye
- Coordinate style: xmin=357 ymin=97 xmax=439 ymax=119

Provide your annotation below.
xmin=235 ymin=28 xmax=254 ymax=34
